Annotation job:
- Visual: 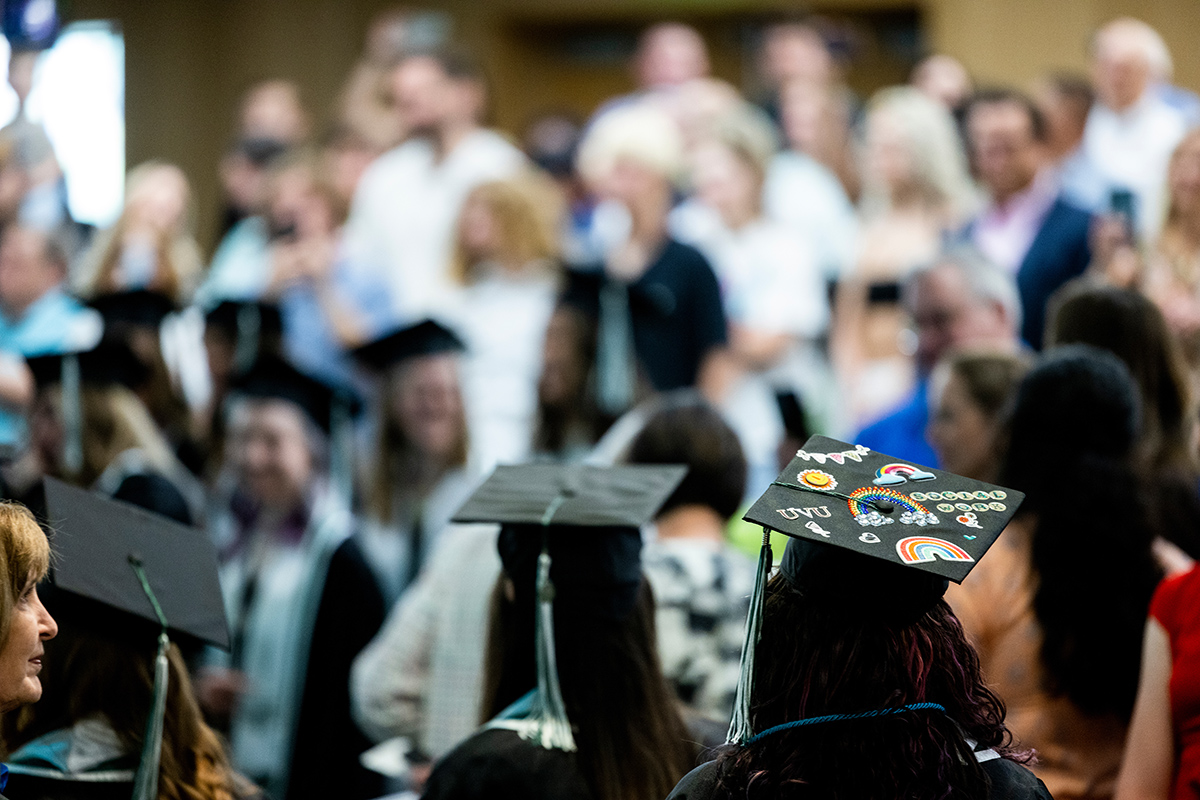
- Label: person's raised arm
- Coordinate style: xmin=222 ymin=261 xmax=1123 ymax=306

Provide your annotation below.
xmin=1115 ymin=618 xmax=1174 ymax=800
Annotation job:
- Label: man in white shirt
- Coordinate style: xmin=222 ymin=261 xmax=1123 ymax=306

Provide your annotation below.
xmin=344 ymin=50 xmax=525 ymax=320
xmin=1080 ymin=17 xmax=1187 ymax=236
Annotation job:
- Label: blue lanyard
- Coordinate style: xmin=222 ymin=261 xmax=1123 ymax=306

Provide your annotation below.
xmin=745 ymin=703 xmax=947 ymax=745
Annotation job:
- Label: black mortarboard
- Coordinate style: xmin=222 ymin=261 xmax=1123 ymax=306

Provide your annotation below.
xmin=43 ymin=477 xmax=228 ymax=649
xmin=111 ymin=473 xmax=194 ymax=527
xmin=351 ymin=319 xmax=465 ymax=372
xmin=725 ymin=435 xmax=1024 ymax=746
xmin=452 ymin=463 xmax=687 ymax=751
xmin=27 ymin=337 xmax=150 ymax=392
xmin=42 ymin=477 xmax=228 ymax=800
xmin=745 ymin=434 xmax=1022 ymax=584
xmin=228 ymin=354 xmax=340 ymax=434
xmin=88 ymin=290 xmax=178 ymax=330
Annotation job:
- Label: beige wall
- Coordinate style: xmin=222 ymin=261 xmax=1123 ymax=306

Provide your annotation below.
xmin=66 ymin=0 xmax=1200 ymax=251
xmin=925 ymin=0 xmax=1200 ymax=92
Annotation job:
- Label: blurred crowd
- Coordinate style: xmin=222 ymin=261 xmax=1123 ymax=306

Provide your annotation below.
xmin=0 ymin=8 xmax=1197 ymax=800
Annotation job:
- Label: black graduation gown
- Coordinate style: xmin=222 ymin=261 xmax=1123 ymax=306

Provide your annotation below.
xmin=421 ymin=728 xmax=592 ymax=800
xmin=664 ymin=757 xmax=1055 ymax=800
xmin=286 ymin=537 xmax=387 ymax=800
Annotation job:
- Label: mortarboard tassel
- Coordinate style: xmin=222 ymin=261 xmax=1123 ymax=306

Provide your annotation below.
xmin=60 ymin=353 xmax=83 ymax=478
xmin=727 ymin=526 xmax=773 ymax=745
xmin=129 ymin=556 xmax=171 ymax=800
xmin=524 ymin=496 xmax=577 ymax=751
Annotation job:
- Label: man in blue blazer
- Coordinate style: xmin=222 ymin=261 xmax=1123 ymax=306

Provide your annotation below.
xmin=961 ymin=88 xmax=1094 ymax=349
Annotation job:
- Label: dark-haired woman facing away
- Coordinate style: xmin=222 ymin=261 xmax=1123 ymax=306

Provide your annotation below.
xmin=948 ymin=345 xmax=1164 ymax=800
xmin=666 ymin=540 xmax=1048 ymax=799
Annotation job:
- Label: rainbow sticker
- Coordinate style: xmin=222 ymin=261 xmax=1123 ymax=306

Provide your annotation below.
xmin=798 ymin=470 xmax=837 ymax=491
xmin=896 ymin=536 xmax=976 ymax=565
xmin=847 ymin=487 xmax=939 ymax=527
xmin=873 ymin=463 xmax=937 ymax=487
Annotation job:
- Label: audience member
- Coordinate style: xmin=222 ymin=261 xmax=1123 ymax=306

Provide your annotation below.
xmin=948 ymin=346 xmax=1163 ymax=800
xmin=1034 ymin=72 xmax=1096 ymax=208
xmin=856 ymin=248 xmax=1022 ymax=466
xmin=755 ymin=22 xmax=835 ymax=122
xmin=833 ymin=86 xmax=975 ymax=427
xmin=671 ymin=106 xmax=828 ymax=490
xmin=445 ymin=174 xmax=562 ymax=469
xmin=75 ymin=161 xmax=203 ymax=303
xmin=345 ymin=49 xmax=526 ymax=320
xmin=910 ymin=53 xmax=973 ymax=112
xmin=960 ymin=88 xmax=1093 ymax=348
xmin=626 ymin=398 xmax=754 ymax=734
xmin=927 ymin=350 xmax=1029 ymax=482
xmin=1115 ymin=563 xmax=1200 ymax=800
xmin=1080 ymin=18 xmax=1188 ymax=234
xmin=568 ymin=102 xmax=728 ymax=416
xmin=591 ymin=22 xmax=711 ymax=125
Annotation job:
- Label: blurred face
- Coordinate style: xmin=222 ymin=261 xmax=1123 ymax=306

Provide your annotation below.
xmin=1093 ymin=36 xmax=1151 ymax=112
xmin=691 ymin=141 xmax=761 ymax=227
xmin=1169 ymin=135 xmax=1200 ymax=221
xmin=779 ymin=80 xmax=829 ymax=153
xmin=967 ymin=101 xmax=1044 ymax=201
xmin=269 ymin=168 xmax=332 ymax=239
xmin=0 ymin=228 xmax=59 ymax=315
xmin=910 ymin=265 xmax=1010 ymax=374
xmin=928 ymin=371 xmax=996 ymax=480
xmin=0 ymin=575 xmax=56 ymax=712
xmin=596 ymin=156 xmax=668 ymax=208
xmin=323 ymin=137 xmax=380 ymax=207
xmin=390 ymin=354 xmax=463 ymax=461
xmin=391 ymin=57 xmax=451 ymax=135
xmin=127 ymin=166 xmax=190 ymax=233
xmin=636 ymin=26 xmax=709 ymax=90
xmin=864 ymin=109 xmax=914 ymax=194
xmin=458 ymin=194 xmax=500 ymax=261
xmin=229 ymin=400 xmax=315 ymax=510
xmin=761 ymin=27 xmax=831 ymax=87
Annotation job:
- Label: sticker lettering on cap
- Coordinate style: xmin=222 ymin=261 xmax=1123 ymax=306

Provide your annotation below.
xmin=896 ymin=536 xmax=976 ymax=565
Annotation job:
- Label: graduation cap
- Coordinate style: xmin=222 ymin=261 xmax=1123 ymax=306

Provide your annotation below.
xmin=351 ymin=319 xmax=465 ymax=372
xmin=724 ymin=435 xmax=1024 ymax=745
xmin=228 ymin=354 xmax=343 ymax=434
xmin=451 ymin=463 xmax=687 ymax=752
xmin=27 ymin=337 xmax=151 ymax=477
xmin=88 ymin=289 xmax=178 ymax=330
xmin=42 ymin=477 xmax=229 ymax=800
xmin=204 ymin=299 xmax=284 ymax=374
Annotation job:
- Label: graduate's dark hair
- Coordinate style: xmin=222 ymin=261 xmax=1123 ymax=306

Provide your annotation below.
xmin=999 ymin=345 xmax=1162 ymax=719
xmin=1 ymin=613 xmax=247 ymax=800
xmin=482 ymin=577 xmax=696 ymax=800
xmin=711 ymin=573 xmax=1020 ymax=800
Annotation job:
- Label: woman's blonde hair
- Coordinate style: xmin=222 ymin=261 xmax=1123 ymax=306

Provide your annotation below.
xmin=576 ymin=102 xmax=686 ymax=185
xmin=75 ymin=161 xmax=203 ymax=302
xmin=0 ymin=503 xmax=50 ymax=647
xmin=1157 ymin=128 xmax=1200 ymax=286
xmin=858 ymin=86 xmax=976 ymax=223
xmin=44 ymin=384 xmax=179 ymax=488
xmin=450 ymin=172 xmax=563 ymax=284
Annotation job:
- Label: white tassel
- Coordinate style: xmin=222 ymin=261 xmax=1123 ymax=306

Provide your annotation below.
xmin=727 ymin=528 xmax=773 ymax=745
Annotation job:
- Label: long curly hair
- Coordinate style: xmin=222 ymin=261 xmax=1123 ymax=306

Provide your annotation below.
xmin=999 ymin=345 xmax=1162 ymax=719
xmin=712 ymin=572 xmax=1019 ymax=800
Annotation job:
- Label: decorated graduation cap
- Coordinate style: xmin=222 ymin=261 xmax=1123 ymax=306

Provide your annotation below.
xmin=351 ymin=318 xmax=465 ymax=372
xmin=725 ymin=435 xmax=1025 ymax=746
xmin=88 ymin=289 xmax=178 ymax=330
xmin=204 ymin=299 xmax=284 ymax=374
xmin=42 ymin=478 xmax=229 ymax=800
xmin=452 ymin=463 xmax=687 ymax=751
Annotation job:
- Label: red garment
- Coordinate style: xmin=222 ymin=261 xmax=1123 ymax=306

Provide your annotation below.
xmin=1151 ymin=566 xmax=1200 ymax=800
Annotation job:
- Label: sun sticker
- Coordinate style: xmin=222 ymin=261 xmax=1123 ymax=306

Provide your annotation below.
xmin=798 ymin=470 xmax=837 ymax=491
